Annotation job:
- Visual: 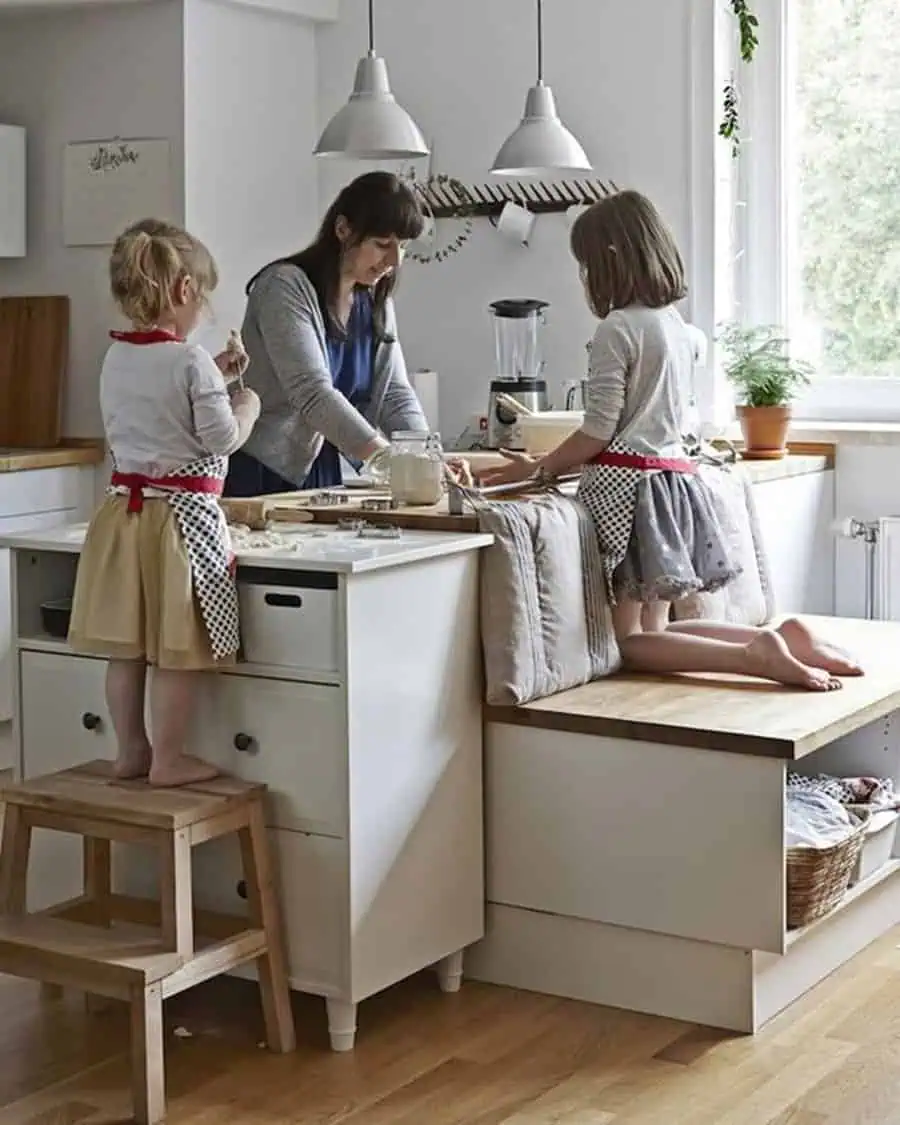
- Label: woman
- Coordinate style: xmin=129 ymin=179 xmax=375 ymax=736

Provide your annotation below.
xmin=224 ymin=171 xmax=429 ymax=496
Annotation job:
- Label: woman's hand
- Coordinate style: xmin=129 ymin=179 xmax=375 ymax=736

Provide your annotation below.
xmin=478 ymin=450 xmax=540 ymax=488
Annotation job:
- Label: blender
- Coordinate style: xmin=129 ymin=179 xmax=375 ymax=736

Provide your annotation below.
xmin=487 ymin=298 xmax=550 ymax=449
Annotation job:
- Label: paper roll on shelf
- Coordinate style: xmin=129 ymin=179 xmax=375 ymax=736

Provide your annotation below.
xmin=409 ymin=369 xmax=440 ymax=433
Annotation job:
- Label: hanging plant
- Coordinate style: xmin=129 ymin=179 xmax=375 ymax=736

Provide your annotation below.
xmin=719 ymin=0 xmax=760 ymax=157
xmin=401 ymin=170 xmax=476 ymax=265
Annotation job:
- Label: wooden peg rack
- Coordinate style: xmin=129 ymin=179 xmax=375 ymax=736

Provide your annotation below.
xmin=418 ymin=178 xmax=619 ymax=221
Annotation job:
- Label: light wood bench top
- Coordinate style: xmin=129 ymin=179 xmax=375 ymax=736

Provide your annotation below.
xmin=485 ymin=616 xmax=900 ymax=760
xmin=0 ymin=760 xmax=265 ymax=830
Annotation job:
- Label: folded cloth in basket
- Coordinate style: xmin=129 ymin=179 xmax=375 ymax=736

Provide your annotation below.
xmin=476 ymin=492 xmax=621 ymax=706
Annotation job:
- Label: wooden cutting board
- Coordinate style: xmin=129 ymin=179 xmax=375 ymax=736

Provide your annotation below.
xmin=0 ymin=296 xmax=70 ymax=448
xmin=220 ymin=488 xmax=480 ymax=532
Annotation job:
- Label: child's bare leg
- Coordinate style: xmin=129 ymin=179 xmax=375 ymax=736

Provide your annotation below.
xmin=148 ymin=668 xmax=219 ymax=787
xmin=105 ymin=659 xmax=152 ymax=779
xmin=665 ymin=617 xmax=863 ymax=676
xmin=613 ymin=598 xmax=842 ymax=691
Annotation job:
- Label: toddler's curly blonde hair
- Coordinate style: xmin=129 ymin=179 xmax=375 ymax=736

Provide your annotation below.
xmin=109 ymin=218 xmax=218 ymax=328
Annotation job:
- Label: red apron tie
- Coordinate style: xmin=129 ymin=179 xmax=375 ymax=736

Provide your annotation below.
xmin=590 ymin=451 xmax=697 ymax=474
xmin=110 ymin=472 xmax=224 ymax=514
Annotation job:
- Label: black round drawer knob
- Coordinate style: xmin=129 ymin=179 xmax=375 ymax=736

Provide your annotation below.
xmin=81 ymin=712 xmax=101 ymax=731
xmin=236 ymin=880 xmax=248 ymax=900
xmin=233 ymin=732 xmax=254 ymax=752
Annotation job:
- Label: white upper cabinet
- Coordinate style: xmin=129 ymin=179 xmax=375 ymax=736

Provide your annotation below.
xmin=0 ymin=125 xmax=25 ymax=259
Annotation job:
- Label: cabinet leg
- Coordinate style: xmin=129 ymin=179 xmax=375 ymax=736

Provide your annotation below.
xmin=436 ymin=950 xmax=465 ymax=994
xmin=130 ymin=982 xmax=165 ymax=1125
xmin=326 ymin=998 xmax=358 ymax=1052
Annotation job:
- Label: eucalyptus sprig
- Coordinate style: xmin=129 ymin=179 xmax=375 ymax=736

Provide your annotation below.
xmin=719 ymin=0 xmax=760 ymax=158
xmin=403 ymin=171 xmax=475 ymax=265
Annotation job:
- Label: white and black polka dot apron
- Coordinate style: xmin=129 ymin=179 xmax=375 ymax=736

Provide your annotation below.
xmin=109 ymin=456 xmax=240 ymax=660
xmin=576 ymin=437 xmax=697 ymax=603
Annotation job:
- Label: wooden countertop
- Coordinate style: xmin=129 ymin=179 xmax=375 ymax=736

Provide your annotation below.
xmin=485 ymin=616 xmax=900 ymax=760
xmin=0 ymin=440 xmax=105 ymax=473
xmin=464 ymin=443 xmax=835 ymax=483
xmin=222 ymin=445 xmax=837 ymax=535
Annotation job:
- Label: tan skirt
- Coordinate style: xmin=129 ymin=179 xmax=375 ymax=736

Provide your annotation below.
xmin=68 ymin=495 xmax=233 ymax=671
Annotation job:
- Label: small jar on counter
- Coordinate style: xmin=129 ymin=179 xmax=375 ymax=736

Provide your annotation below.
xmin=389 ymin=431 xmax=445 ymax=506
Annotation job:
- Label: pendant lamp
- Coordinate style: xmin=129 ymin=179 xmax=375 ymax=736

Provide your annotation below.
xmin=491 ymin=0 xmax=592 ymax=177
xmin=315 ymin=0 xmax=429 ymax=160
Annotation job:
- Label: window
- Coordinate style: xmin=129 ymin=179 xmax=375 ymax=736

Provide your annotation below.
xmin=721 ymin=0 xmax=900 ymax=419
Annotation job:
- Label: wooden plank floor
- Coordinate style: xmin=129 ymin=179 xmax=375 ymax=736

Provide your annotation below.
xmin=1 ymin=926 xmax=900 ymax=1124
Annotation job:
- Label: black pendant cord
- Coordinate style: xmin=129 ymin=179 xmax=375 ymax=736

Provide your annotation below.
xmin=536 ymin=0 xmax=544 ymax=81
xmin=368 ymin=0 xmax=375 ymax=53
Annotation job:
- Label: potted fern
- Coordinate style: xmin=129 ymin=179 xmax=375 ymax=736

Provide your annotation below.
xmin=717 ymin=323 xmax=812 ymax=459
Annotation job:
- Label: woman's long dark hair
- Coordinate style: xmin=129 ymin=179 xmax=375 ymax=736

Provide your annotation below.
xmin=247 ymin=171 xmax=424 ymax=339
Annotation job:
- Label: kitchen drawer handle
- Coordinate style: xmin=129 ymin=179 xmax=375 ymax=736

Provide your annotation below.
xmin=81 ymin=712 xmax=102 ymax=732
xmin=233 ymin=732 xmax=255 ymax=753
xmin=263 ymin=592 xmax=303 ymax=609
xmin=236 ymin=879 xmax=248 ymax=900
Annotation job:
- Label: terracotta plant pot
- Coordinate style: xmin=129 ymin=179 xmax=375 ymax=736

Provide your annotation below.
xmin=736 ymin=404 xmax=792 ymax=460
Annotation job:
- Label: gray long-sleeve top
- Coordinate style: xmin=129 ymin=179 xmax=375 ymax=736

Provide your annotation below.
xmin=239 ymin=263 xmax=428 ymax=485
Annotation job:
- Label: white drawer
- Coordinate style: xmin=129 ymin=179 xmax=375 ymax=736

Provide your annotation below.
xmin=118 ymin=827 xmax=347 ymax=997
xmin=237 ymin=566 xmax=340 ymax=677
xmin=193 ymin=673 xmax=346 ymax=836
xmin=0 ymin=466 xmax=90 ymax=520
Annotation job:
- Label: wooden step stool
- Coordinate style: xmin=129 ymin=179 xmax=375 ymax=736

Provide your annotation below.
xmin=0 ymin=760 xmax=296 ymax=1125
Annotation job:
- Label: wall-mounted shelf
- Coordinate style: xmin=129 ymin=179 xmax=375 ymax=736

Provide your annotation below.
xmin=418 ymin=177 xmax=619 ymax=221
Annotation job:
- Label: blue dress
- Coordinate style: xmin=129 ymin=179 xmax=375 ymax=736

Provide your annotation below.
xmin=303 ymin=291 xmax=374 ymax=490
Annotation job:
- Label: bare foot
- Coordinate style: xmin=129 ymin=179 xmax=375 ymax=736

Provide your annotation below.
xmin=113 ymin=742 xmax=152 ymax=780
xmin=744 ymin=631 xmax=843 ymax=691
xmin=149 ymin=755 xmax=220 ymax=788
xmin=776 ymin=617 xmax=864 ymax=676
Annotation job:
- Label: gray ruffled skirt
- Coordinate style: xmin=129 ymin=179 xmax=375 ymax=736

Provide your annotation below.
xmin=614 ymin=471 xmax=742 ymax=603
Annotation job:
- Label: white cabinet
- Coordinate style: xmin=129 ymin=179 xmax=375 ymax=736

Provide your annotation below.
xmin=0 ymin=467 xmax=95 ymax=726
xmin=0 ymin=125 xmax=25 ymax=259
xmin=752 ymin=469 xmax=836 ymax=616
xmin=8 ymin=541 xmax=487 ymax=1051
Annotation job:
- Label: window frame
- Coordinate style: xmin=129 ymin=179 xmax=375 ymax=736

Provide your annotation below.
xmin=718 ymin=0 xmax=900 ymax=421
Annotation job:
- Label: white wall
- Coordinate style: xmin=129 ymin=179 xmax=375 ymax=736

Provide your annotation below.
xmin=0 ymin=0 xmax=186 ymax=438
xmin=0 ymin=0 xmax=323 ymax=438
xmin=183 ymin=0 xmax=320 ymax=355
xmin=316 ymin=0 xmax=698 ymax=444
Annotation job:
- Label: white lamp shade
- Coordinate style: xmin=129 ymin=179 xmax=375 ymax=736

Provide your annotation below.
xmin=315 ymin=54 xmax=429 ymax=160
xmin=491 ymin=83 xmax=592 ymax=177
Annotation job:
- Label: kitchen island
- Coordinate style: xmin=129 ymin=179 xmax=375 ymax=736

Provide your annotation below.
xmin=0 ymin=521 xmax=491 ymax=1051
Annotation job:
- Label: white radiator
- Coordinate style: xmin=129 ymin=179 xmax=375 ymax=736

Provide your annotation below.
xmin=834 ymin=517 xmax=900 ymax=621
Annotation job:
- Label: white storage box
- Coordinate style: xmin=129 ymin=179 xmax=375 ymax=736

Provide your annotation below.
xmin=237 ymin=566 xmax=339 ymax=675
xmin=849 ymin=808 xmax=899 ymax=886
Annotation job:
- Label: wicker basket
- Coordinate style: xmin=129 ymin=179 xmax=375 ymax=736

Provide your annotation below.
xmin=786 ymin=807 xmax=870 ymax=929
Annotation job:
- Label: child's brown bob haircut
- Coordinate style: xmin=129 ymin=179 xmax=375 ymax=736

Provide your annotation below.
xmin=570 ymin=190 xmax=687 ymax=319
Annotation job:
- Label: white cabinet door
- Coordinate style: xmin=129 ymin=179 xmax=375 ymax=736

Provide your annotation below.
xmin=19 ymin=650 xmax=115 ymax=911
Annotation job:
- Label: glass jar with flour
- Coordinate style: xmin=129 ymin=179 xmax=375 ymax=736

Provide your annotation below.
xmin=389 ymin=431 xmax=445 ymax=506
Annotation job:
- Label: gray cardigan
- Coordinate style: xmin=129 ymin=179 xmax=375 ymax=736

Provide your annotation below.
xmin=239 ymin=263 xmax=428 ymax=485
